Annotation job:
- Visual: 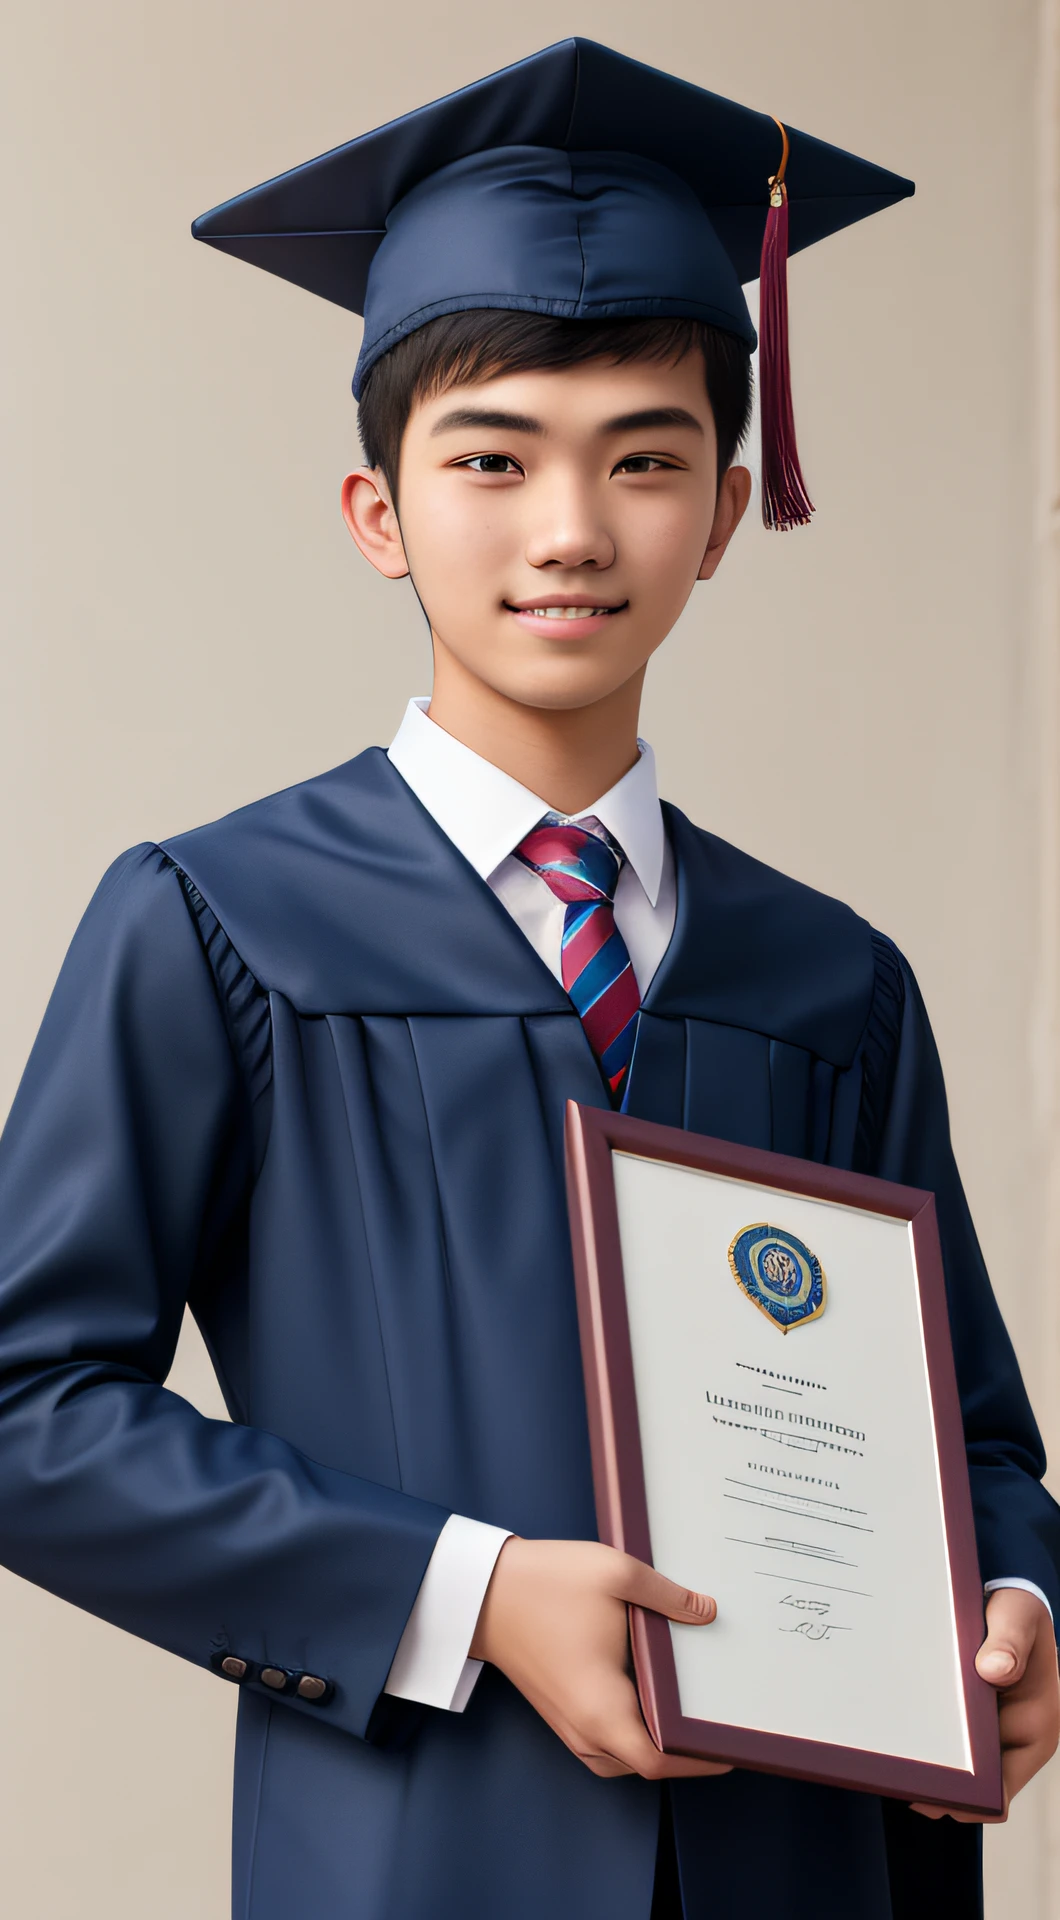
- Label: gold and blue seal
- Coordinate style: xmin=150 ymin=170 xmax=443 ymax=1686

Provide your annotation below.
xmin=727 ymin=1224 xmax=826 ymax=1334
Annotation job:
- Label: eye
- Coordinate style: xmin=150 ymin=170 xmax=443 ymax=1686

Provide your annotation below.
xmin=459 ymin=454 xmax=523 ymax=475
xmin=613 ymin=454 xmax=680 ymax=476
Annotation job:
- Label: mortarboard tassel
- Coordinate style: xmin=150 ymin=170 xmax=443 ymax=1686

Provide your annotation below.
xmin=759 ymin=119 xmax=814 ymax=531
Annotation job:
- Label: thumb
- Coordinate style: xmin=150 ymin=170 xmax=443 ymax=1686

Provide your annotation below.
xmin=977 ymin=1594 xmax=1036 ymax=1689
xmin=616 ymin=1554 xmax=717 ymax=1624
xmin=977 ymin=1639 xmax=1024 ymax=1687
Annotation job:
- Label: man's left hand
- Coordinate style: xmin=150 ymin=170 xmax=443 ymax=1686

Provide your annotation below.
xmin=911 ymin=1587 xmax=1059 ymax=1822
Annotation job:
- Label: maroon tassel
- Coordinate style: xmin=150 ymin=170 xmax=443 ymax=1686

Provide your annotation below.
xmin=759 ymin=125 xmax=814 ymax=532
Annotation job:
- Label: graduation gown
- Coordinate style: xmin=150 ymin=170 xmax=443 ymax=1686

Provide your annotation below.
xmin=0 ymin=747 xmax=1056 ymax=1920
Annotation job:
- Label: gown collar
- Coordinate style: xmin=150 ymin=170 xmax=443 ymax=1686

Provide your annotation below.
xmin=163 ymin=748 xmax=873 ymax=1066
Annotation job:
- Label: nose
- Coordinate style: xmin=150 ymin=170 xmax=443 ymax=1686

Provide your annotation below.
xmin=523 ymin=474 xmax=616 ymax=572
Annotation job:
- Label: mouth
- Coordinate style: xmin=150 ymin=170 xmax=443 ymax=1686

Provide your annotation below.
xmin=506 ymin=591 xmax=629 ymax=614
xmin=503 ymin=596 xmax=628 ymax=631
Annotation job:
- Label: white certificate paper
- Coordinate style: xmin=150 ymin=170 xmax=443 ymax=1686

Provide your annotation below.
xmin=611 ymin=1150 xmax=970 ymax=1770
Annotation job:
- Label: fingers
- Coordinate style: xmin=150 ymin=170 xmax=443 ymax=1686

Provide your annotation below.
xmin=576 ymin=1746 xmax=732 ymax=1780
xmin=615 ymin=1553 xmax=716 ymax=1624
xmin=996 ymin=1619 xmax=1060 ymax=1800
xmin=469 ymin=1537 xmax=728 ymax=1783
xmin=909 ymin=1800 xmax=1007 ymax=1825
xmin=562 ymin=1671 xmax=733 ymax=1781
xmin=980 ymin=1591 xmax=1059 ymax=1806
xmin=912 ymin=1594 xmax=1059 ymax=1823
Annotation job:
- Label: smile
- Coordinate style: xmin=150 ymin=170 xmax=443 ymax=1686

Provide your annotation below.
xmin=504 ymin=599 xmax=628 ymax=623
xmin=525 ymin=605 xmax=616 ymax=620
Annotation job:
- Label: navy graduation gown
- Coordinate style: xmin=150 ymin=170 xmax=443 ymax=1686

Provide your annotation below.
xmin=0 ymin=747 xmax=1056 ymax=1920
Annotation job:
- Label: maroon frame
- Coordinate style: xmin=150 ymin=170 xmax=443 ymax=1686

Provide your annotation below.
xmin=565 ymin=1100 xmax=1003 ymax=1815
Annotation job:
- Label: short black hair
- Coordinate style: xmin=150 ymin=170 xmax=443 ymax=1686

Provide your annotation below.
xmin=357 ymin=310 xmax=753 ymax=498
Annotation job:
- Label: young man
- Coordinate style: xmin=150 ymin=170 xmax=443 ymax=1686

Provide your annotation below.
xmin=0 ymin=38 xmax=1056 ymax=1920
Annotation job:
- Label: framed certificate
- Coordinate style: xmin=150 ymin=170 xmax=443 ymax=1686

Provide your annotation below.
xmin=565 ymin=1101 xmax=1002 ymax=1814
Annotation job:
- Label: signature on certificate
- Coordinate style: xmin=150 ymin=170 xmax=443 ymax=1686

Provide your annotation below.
xmin=777 ymin=1592 xmax=852 ymax=1643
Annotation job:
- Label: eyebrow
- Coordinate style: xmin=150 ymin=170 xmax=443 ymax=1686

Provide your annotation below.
xmin=430 ymin=407 xmax=543 ymax=436
xmin=599 ymin=407 xmax=704 ymax=436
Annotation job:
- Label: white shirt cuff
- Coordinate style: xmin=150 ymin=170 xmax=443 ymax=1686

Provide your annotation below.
xmin=984 ymin=1577 xmax=1054 ymax=1624
xmin=384 ymin=1514 xmax=512 ymax=1712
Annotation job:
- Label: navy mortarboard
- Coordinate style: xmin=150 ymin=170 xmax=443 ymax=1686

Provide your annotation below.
xmin=192 ymin=39 xmax=913 ymax=529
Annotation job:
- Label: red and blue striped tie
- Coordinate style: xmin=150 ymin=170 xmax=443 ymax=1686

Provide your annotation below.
xmin=516 ymin=816 xmax=641 ymax=1105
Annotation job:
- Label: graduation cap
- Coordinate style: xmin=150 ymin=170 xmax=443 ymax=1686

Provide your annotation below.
xmin=193 ymin=38 xmax=913 ymax=531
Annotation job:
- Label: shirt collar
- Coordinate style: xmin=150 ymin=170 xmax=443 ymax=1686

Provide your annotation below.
xmin=387 ymin=697 xmax=666 ymax=907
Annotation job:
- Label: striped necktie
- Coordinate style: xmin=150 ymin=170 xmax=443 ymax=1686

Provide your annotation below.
xmin=515 ymin=814 xmax=641 ymax=1105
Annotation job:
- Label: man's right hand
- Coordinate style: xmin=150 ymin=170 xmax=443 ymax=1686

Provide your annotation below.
xmin=469 ymin=1535 xmax=732 ymax=1780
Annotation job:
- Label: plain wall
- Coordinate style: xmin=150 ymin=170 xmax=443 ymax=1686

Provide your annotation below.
xmin=2 ymin=2 xmax=1057 ymax=1912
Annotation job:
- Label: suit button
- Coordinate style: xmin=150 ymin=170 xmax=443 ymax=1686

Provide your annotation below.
xmin=220 ymin=1656 xmax=248 ymax=1680
xmin=297 ymin=1675 xmax=327 ymax=1702
xmin=261 ymin=1667 xmax=288 ymax=1690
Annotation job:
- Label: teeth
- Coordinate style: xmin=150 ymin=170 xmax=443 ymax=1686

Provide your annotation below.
xmin=528 ymin=606 xmax=609 ymax=619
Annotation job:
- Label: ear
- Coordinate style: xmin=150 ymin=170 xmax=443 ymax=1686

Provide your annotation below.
xmin=341 ymin=468 xmax=409 ymax=579
xmin=697 ymin=465 xmax=753 ymax=581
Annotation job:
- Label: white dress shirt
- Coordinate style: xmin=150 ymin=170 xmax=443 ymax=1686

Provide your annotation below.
xmin=388 ymin=695 xmax=677 ymax=994
xmin=381 ymin=697 xmax=1050 ymax=1713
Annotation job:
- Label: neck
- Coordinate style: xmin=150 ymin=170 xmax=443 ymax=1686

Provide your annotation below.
xmin=426 ymin=643 xmax=644 ymax=815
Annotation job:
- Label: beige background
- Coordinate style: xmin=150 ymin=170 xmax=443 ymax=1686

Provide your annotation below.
xmin=2 ymin=1 xmax=1059 ymax=1912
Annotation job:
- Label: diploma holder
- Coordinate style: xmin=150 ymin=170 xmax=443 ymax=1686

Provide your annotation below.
xmin=565 ymin=1102 xmax=1002 ymax=1814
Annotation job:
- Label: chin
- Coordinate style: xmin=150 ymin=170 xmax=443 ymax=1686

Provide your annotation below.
xmin=500 ymin=675 xmax=629 ymax=713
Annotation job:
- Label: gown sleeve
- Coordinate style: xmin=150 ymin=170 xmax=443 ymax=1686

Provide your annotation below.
xmin=866 ymin=936 xmax=1060 ymax=1626
xmin=0 ymin=845 xmax=449 ymax=1740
